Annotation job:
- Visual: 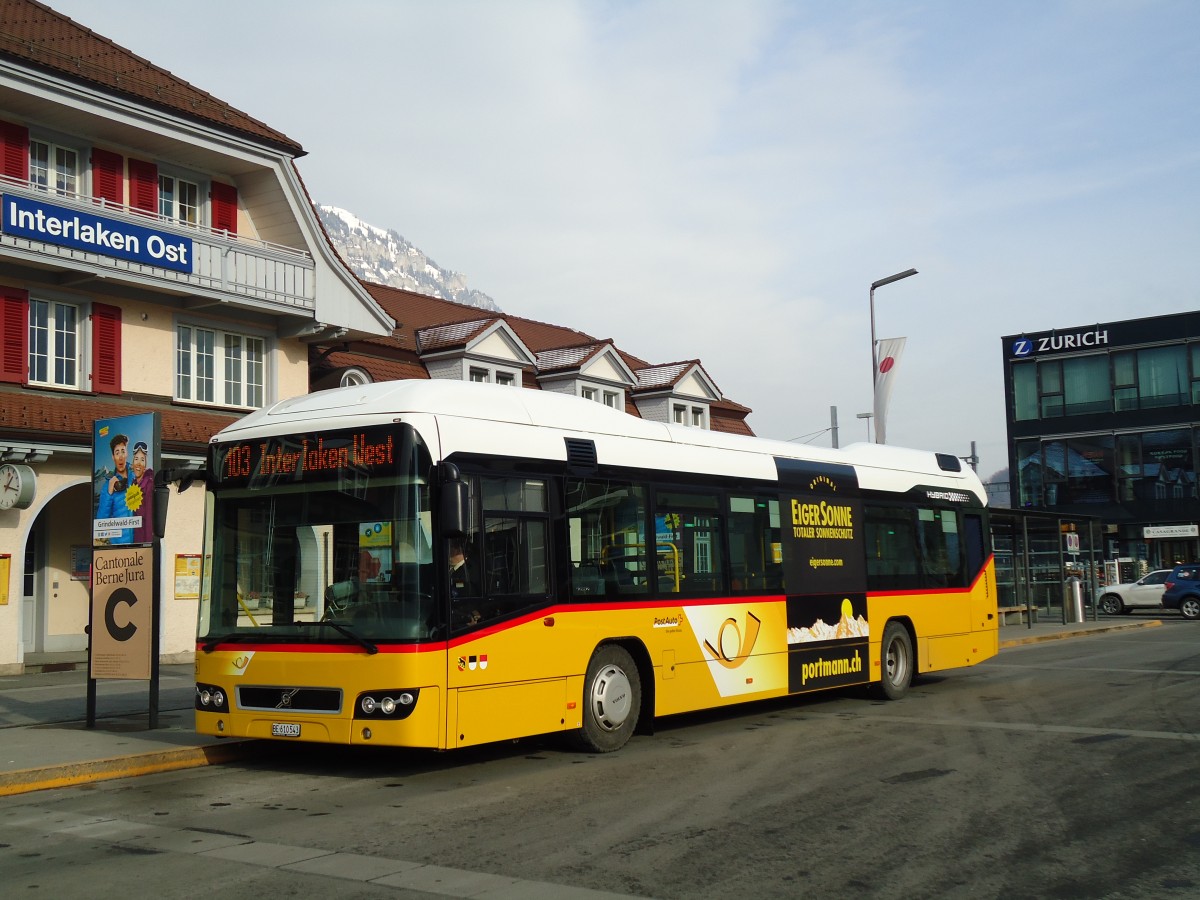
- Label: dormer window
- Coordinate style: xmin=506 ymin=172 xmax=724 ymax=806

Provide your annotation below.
xmin=673 ymin=403 xmax=709 ymax=428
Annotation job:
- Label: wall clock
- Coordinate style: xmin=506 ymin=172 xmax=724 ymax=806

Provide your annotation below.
xmin=0 ymin=464 xmax=36 ymax=510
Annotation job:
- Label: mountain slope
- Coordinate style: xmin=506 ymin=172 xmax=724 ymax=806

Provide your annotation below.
xmin=316 ymin=204 xmax=501 ymax=312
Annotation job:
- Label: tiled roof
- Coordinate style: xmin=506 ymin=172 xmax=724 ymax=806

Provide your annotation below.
xmin=0 ymin=387 xmax=238 ymax=451
xmin=0 ymin=0 xmax=303 ymax=154
xmin=362 ymin=283 xmax=596 ymax=354
xmin=416 ymin=319 xmax=496 ymax=353
xmin=534 ymin=342 xmax=608 ymax=372
xmin=634 ymin=362 xmax=692 ymax=389
xmin=312 ymin=350 xmax=429 ymax=384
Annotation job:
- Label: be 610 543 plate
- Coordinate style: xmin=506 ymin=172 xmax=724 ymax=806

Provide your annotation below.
xmin=271 ymin=722 xmax=301 ymax=737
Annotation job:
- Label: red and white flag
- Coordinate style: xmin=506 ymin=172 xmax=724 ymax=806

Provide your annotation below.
xmin=873 ymin=336 xmax=906 ymax=444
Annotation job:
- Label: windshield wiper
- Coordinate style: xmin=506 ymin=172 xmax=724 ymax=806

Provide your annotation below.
xmin=200 ymin=632 xmax=261 ymax=653
xmin=294 ymin=619 xmax=378 ymax=654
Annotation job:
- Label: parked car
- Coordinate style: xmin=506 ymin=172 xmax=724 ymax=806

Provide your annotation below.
xmin=1162 ymin=564 xmax=1200 ymax=619
xmin=1097 ymin=569 xmax=1172 ymax=615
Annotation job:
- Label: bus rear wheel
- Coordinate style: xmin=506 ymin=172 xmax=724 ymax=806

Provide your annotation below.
xmin=573 ymin=644 xmax=641 ymax=752
xmin=876 ymin=622 xmax=913 ymax=701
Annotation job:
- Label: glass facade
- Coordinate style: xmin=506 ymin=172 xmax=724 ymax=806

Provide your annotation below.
xmin=1005 ymin=315 xmax=1200 ymax=569
xmin=1012 ymin=343 xmax=1199 ymax=420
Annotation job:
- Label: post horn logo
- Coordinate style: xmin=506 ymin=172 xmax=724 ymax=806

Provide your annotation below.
xmin=703 ymin=611 xmax=762 ymax=669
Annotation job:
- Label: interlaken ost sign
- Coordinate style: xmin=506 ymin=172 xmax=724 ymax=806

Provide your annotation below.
xmin=3 ymin=194 xmax=194 ymax=273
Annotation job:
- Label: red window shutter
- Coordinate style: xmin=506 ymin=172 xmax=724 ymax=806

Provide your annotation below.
xmin=90 ymin=303 xmax=122 ymax=395
xmin=128 ymin=158 xmax=158 ymax=213
xmin=0 ymin=287 xmax=29 ymax=385
xmin=211 ymin=181 xmax=238 ymax=235
xmin=91 ymin=148 xmax=124 ymax=206
xmin=0 ymin=119 xmax=30 ymax=183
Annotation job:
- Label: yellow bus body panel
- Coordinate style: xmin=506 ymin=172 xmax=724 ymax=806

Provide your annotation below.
xmin=195 ymin=559 xmax=998 ymax=749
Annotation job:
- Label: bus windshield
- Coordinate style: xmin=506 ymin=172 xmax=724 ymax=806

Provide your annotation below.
xmin=198 ymin=423 xmax=441 ymax=645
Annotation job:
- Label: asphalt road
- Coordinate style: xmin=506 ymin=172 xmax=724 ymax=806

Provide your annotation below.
xmin=3 ymin=622 xmax=1200 ymax=899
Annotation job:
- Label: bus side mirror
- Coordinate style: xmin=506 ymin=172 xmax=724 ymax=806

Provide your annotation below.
xmin=153 ymin=486 xmax=170 ymax=540
xmin=440 ymin=480 xmax=469 ymax=538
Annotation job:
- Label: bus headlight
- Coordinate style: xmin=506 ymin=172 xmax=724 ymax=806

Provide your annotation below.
xmin=354 ymin=689 xmax=420 ymax=720
xmin=195 ymin=682 xmax=230 ymax=713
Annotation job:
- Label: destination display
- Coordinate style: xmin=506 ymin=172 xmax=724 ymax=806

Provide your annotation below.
xmin=214 ymin=425 xmax=399 ymax=489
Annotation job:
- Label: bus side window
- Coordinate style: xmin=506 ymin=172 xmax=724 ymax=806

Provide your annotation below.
xmin=475 ymin=476 xmax=551 ymax=623
xmin=656 ymin=490 xmax=724 ymax=596
xmin=865 ymin=505 xmax=921 ymax=592
xmin=918 ymin=508 xmax=964 ymax=588
xmin=728 ymin=495 xmax=781 ymax=593
xmin=566 ymin=478 xmax=649 ymax=599
xmin=964 ymin=513 xmax=986 ymax=581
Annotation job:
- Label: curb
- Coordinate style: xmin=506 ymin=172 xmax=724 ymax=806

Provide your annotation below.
xmin=999 ymin=619 xmax=1163 ymax=649
xmin=0 ymin=740 xmax=258 ymax=798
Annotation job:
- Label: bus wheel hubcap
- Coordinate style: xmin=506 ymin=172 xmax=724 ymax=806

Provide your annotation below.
xmin=589 ymin=664 xmax=632 ymax=731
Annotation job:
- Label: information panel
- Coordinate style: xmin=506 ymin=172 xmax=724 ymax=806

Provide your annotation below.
xmin=90 ymin=546 xmax=153 ymax=680
xmin=214 ymin=425 xmax=400 ymax=490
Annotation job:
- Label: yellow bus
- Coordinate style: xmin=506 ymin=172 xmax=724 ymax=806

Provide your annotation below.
xmin=193 ymin=380 xmax=997 ymax=752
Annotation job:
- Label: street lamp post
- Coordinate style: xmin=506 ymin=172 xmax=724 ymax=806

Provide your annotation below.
xmin=869 ymin=268 xmax=918 ymax=442
xmin=856 ymin=412 xmax=873 ymax=442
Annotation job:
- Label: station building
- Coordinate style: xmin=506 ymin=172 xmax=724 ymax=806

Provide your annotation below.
xmin=1001 ymin=310 xmax=1200 ymax=580
xmin=0 ymin=1 xmax=754 ymax=673
xmin=0 ymin=1 xmax=396 ymax=673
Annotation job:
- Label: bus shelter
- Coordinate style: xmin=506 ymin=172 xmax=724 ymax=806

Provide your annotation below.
xmin=990 ymin=509 xmax=1102 ymax=628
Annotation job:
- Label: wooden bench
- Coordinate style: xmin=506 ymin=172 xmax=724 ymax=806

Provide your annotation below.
xmin=998 ymin=604 xmax=1035 ymax=625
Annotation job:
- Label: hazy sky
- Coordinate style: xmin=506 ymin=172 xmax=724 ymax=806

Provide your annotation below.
xmin=46 ymin=0 xmax=1200 ymax=479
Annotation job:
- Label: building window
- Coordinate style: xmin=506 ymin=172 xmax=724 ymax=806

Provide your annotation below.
xmin=1062 ymin=355 xmax=1110 ymax=416
xmin=581 ymin=386 xmax=597 ymax=402
xmin=1113 ymin=351 xmax=1137 ymax=411
xmin=1039 ymin=361 xmax=1063 ymax=418
xmin=159 ymin=173 xmax=200 ymax=226
xmin=1138 ymin=345 xmax=1188 ymax=409
xmin=673 ymin=403 xmax=707 ymax=427
xmin=495 ymin=371 xmax=516 ymax=386
xmin=30 ymin=139 xmax=79 ymax=197
xmin=469 ymin=367 xmax=490 ymax=383
xmin=1191 ymin=345 xmax=1200 ymax=405
xmin=603 ymin=390 xmax=621 ymax=409
xmin=28 ymin=299 xmax=79 ymax=388
xmin=1012 ymin=362 xmax=1038 ymax=421
xmin=339 ymin=367 xmax=371 ymax=387
xmin=177 ymin=324 xmax=265 ymax=409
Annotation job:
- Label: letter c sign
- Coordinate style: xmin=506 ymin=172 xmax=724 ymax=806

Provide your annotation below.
xmin=105 ymin=587 xmax=138 ymax=642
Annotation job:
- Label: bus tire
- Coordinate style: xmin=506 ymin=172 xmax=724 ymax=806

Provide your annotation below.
xmin=574 ymin=644 xmax=641 ymax=753
xmin=876 ymin=621 xmax=913 ymax=701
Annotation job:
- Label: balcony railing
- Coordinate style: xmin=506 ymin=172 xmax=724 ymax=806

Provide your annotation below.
xmin=0 ymin=177 xmax=315 ymax=313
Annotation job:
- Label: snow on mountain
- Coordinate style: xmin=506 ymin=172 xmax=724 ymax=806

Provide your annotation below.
xmin=316 ymin=204 xmax=501 ymax=312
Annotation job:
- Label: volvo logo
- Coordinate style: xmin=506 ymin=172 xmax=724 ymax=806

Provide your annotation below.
xmin=276 ymin=688 xmax=300 ymax=709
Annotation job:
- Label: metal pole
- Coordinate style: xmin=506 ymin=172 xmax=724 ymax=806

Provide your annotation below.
xmin=830 ymin=406 xmax=839 ymax=449
xmin=868 ymin=269 xmax=917 ymax=444
xmin=869 ymin=284 xmax=878 ymax=411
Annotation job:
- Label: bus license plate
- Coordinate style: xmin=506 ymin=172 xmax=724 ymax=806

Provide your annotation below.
xmin=271 ymin=722 xmax=301 ymax=737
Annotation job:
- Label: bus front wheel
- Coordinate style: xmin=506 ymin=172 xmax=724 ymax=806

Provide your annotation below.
xmin=574 ymin=644 xmax=641 ymax=752
xmin=876 ymin=622 xmax=913 ymax=701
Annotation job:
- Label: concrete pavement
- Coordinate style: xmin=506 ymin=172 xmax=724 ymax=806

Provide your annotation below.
xmin=0 ymin=618 xmax=1164 ymax=797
